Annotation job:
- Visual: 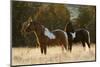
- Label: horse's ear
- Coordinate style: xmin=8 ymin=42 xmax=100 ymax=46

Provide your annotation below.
xmin=28 ymin=16 xmax=33 ymax=22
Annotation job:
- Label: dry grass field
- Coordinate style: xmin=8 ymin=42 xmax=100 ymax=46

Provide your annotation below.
xmin=12 ymin=44 xmax=96 ymax=66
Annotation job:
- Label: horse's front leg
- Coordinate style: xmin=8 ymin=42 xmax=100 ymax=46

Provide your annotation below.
xmin=40 ymin=45 xmax=43 ymax=54
xmin=40 ymin=45 xmax=47 ymax=55
xmin=68 ymin=37 xmax=73 ymax=52
xmin=68 ymin=41 xmax=72 ymax=52
xmin=67 ymin=34 xmax=73 ymax=52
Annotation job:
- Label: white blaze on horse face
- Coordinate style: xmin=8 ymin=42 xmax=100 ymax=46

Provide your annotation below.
xmin=44 ymin=28 xmax=56 ymax=39
xmin=70 ymin=32 xmax=76 ymax=39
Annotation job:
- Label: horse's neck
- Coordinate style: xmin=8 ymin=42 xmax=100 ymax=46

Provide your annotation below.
xmin=34 ymin=30 xmax=44 ymax=38
xmin=34 ymin=25 xmax=44 ymax=39
xmin=66 ymin=23 xmax=74 ymax=32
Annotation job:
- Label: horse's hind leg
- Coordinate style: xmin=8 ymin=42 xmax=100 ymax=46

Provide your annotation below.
xmin=59 ymin=42 xmax=64 ymax=53
xmin=62 ymin=41 xmax=67 ymax=51
xmin=64 ymin=44 xmax=67 ymax=51
xmin=86 ymin=30 xmax=91 ymax=49
xmin=81 ymin=41 xmax=86 ymax=51
xmin=86 ymin=41 xmax=90 ymax=48
xmin=44 ymin=45 xmax=47 ymax=55
xmin=60 ymin=40 xmax=67 ymax=53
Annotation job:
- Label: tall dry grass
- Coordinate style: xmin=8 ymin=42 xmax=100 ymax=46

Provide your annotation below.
xmin=12 ymin=44 xmax=96 ymax=65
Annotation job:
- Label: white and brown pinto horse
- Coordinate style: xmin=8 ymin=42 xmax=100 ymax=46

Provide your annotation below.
xmin=22 ymin=21 xmax=68 ymax=55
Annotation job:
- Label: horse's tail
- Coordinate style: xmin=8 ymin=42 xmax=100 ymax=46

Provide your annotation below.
xmin=87 ymin=30 xmax=90 ymax=44
xmin=63 ymin=32 xmax=68 ymax=49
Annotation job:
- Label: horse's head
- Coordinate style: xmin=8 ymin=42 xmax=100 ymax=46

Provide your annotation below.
xmin=25 ymin=21 xmax=35 ymax=32
xmin=25 ymin=21 xmax=44 ymax=34
xmin=65 ymin=22 xmax=74 ymax=33
xmin=21 ymin=17 xmax=33 ymax=36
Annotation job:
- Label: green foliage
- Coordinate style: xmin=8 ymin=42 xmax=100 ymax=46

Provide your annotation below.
xmin=34 ymin=4 xmax=70 ymax=30
xmin=78 ymin=6 xmax=96 ymax=28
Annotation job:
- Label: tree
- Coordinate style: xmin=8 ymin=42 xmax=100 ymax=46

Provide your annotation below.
xmin=34 ymin=4 xmax=70 ymax=30
xmin=78 ymin=6 xmax=96 ymax=28
xmin=12 ymin=1 xmax=42 ymax=47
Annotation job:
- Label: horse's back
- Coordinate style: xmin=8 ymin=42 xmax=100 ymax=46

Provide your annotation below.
xmin=52 ymin=29 xmax=68 ymax=40
xmin=75 ymin=29 xmax=89 ymax=41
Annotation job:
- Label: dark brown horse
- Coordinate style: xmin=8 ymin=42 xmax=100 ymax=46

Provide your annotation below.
xmin=65 ymin=22 xmax=91 ymax=52
xmin=21 ymin=21 xmax=68 ymax=55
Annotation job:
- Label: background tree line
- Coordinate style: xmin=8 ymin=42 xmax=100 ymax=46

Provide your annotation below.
xmin=12 ymin=1 xmax=96 ymax=47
